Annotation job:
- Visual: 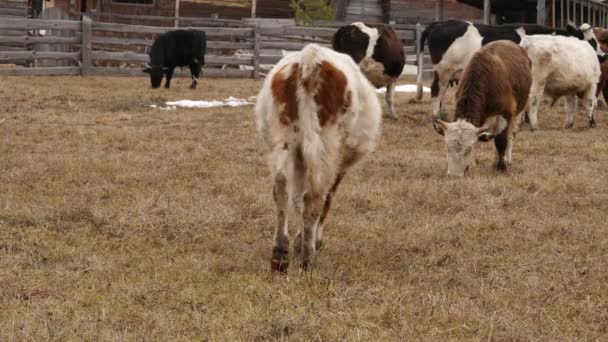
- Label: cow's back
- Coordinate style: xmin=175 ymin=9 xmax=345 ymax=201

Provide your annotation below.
xmin=150 ymin=30 xmax=205 ymax=68
xmin=521 ymin=35 xmax=600 ymax=96
xmin=456 ymin=40 xmax=531 ymax=122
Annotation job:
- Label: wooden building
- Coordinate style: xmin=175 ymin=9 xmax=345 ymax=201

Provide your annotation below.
xmin=456 ymin=0 xmax=608 ymax=27
xmin=387 ymin=0 xmax=482 ymax=24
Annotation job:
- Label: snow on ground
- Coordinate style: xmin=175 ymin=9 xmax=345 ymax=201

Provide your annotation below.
xmin=150 ymin=96 xmax=255 ymax=110
xmin=151 ymin=84 xmax=428 ymax=110
xmin=376 ymin=84 xmax=430 ymax=94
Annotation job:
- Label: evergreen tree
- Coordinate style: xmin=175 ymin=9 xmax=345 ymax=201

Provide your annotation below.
xmin=290 ymin=0 xmax=336 ymax=26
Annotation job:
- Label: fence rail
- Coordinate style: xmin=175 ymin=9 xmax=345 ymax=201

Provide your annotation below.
xmin=0 ymin=16 xmax=432 ymax=79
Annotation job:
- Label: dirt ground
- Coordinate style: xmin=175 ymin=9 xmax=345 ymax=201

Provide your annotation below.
xmin=1 ymin=75 xmax=608 ymax=340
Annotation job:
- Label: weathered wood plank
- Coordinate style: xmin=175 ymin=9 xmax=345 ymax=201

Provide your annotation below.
xmin=87 ymin=67 xmax=252 ymax=78
xmin=90 ymin=36 xmax=253 ymax=49
xmin=0 ymin=18 xmax=81 ymax=30
xmin=259 ymin=26 xmax=336 ymax=37
xmin=0 ymin=7 xmax=24 ymax=16
xmin=81 ymin=16 xmax=92 ymax=76
xmin=0 ymin=1 xmax=26 ymax=9
xmin=92 ymin=22 xmax=253 ymax=37
xmin=0 ymin=35 xmax=80 ymax=44
xmin=0 ymin=51 xmax=80 ymax=61
xmin=91 ymin=51 xmax=254 ymax=65
xmin=261 ymin=41 xmax=330 ymax=50
xmin=0 ymin=66 xmax=81 ymax=75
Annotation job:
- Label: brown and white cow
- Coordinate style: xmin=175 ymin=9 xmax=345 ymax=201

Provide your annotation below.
xmin=434 ymin=41 xmax=532 ymax=176
xmin=332 ymin=22 xmax=405 ymax=120
xmin=255 ymin=44 xmax=382 ymax=271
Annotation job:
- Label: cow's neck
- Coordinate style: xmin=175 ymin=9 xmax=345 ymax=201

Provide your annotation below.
xmin=455 ymin=81 xmax=485 ymax=127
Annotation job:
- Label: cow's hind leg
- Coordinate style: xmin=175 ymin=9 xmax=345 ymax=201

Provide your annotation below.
xmin=270 ymin=148 xmax=290 ymax=273
xmin=164 ymin=67 xmax=175 ymax=89
xmin=189 ymin=63 xmax=201 ymax=89
xmin=316 ymin=173 xmax=343 ymax=251
xmin=528 ymin=82 xmax=545 ymax=131
xmin=431 ymin=71 xmax=451 ymax=120
xmin=385 ymin=82 xmax=397 ymax=120
xmin=299 ymin=190 xmax=325 ymax=270
xmin=582 ymin=87 xmax=597 ymax=128
xmin=564 ymin=95 xmax=577 ymax=129
xmin=494 ymin=129 xmax=509 ymax=172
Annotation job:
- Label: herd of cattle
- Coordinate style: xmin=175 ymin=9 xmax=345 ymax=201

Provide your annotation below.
xmin=143 ymin=20 xmax=608 ymax=270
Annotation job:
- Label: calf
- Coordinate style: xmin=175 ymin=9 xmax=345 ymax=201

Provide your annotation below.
xmin=255 ymin=44 xmax=382 ymax=271
xmin=434 ymin=41 xmax=531 ymax=176
xmin=332 ymin=22 xmax=405 ymax=119
xmin=143 ymin=29 xmax=206 ymax=89
xmin=418 ymin=20 xmax=602 ymax=119
xmin=520 ymin=34 xmax=601 ymax=130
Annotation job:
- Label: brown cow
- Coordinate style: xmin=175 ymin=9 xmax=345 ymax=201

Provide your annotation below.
xmin=255 ymin=44 xmax=382 ymax=271
xmin=332 ymin=22 xmax=405 ymax=120
xmin=434 ymin=40 xmax=532 ymax=176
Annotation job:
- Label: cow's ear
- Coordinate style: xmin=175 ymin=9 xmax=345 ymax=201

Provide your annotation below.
xmin=477 ymin=127 xmax=494 ymax=142
xmin=143 ymin=67 xmax=151 ymax=73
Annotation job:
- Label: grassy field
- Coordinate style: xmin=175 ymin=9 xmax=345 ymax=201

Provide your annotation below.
xmin=1 ymin=75 xmax=608 ymax=340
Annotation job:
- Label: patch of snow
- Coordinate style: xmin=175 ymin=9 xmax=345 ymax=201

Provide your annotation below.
xmin=376 ymin=84 xmax=430 ymax=94
xmin=151 ymin=96 xmax=256 ymax=110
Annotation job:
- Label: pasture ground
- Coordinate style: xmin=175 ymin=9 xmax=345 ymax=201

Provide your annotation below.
xmin=1 ymin=76 xmax=608 ymax=340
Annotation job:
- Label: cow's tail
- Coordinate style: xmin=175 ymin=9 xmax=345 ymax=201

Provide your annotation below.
xmin=298 ymin=44 xmax=328 ymax=193
xmin=417 ymin=23 xmax=434 ymax=100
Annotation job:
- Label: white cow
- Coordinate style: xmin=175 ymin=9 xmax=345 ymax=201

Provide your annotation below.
xmin=520 ymin=34 xmax=601 ymax=130
xmin=255 ymin=44 xmax=382 ymax=271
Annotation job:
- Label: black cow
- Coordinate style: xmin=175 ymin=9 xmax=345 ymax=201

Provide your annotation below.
xmin=416 ymin=20 xmax=604 ymax=119
xmin=143 ymin=29 xmax=206 ymax=89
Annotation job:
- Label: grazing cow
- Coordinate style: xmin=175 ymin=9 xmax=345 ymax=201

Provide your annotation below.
xmin=255 ymin=44 xmax=382 ymax=271
xmin=520 ymin=34 xmax=601 ymax=130
xmin=434 ymin=41 xmax=531 ymax=176
xmin=332 ymin=22 xmax=405 ymax=119
xmin=143 ymin=29 xmax=206 ymax=89
xmin=417 ymin=20 xmax=602 ymax=119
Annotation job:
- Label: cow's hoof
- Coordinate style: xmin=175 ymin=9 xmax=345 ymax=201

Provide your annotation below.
xmin=565 ymin=122 xmax=574 ymax=129
xmin=271 ymin=245 xmax=289 ymax=273
xmin=271 ymin=258 xmax=289 ymax=273
xmin=589 ymin=119 xmax=597 ymax=128
xmin=189 ymin=84 xmax=197 ymax=89
xmin=496 ymin=161 xmax=508 ymax=172
xmin=315 ymin=240 xmax=323 ymax=250
xmin=299 ymin=257 xmax=316 ymax=271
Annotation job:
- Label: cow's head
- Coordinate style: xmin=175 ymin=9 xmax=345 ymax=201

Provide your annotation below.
xmin=580 ymin=23 xmax=606 ymax=56
xmin=434 ymin=118 xmax=493 ymax=177
xmin=564 ymin=23 xmax=585 ymax=40
xmin=142 ymin=65 xmax=165 ymax=89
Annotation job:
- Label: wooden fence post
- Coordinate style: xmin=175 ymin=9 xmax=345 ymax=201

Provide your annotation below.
xmin=252 ymin=23 xmax=260 ymax=79
xmin=415 ymin=22 xmax=423 ymax=101
xmin=81 ymin=15 xmax=92 ymax=76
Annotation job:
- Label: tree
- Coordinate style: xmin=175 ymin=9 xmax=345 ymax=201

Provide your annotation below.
xmin=290 ymin=0 xmax=336 ymax=26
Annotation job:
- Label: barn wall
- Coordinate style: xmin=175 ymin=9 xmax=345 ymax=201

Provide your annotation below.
xmin=96 ymin=0 xmax=291 ymax=21
xmin=389 ymin=0 xmax=483 ymax=24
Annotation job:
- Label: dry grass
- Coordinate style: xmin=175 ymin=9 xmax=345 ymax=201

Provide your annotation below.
xmin=1 ymin=75 xmax=608 ymax=341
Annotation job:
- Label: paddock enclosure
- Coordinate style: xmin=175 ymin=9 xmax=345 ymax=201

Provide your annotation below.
xmin=1 ymin=75 xmax=608 ymax=340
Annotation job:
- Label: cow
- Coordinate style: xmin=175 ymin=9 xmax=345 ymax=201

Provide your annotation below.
xmin=332 ymin=22 xmax=405 ymax=120
xmin=434 ymin=41 xmax=532 ymax=177
xmin=417 ymin=20 xmax=603 ymax=119
xmin=520 ymin=34 xmax=601 ymax=130
xmin=143 ymin=29 xmax=206 ymax=89
xmin=255 ymin=43 xmax=382 ymax=271
xmin=596 ymin=58 xmax=608 ymax=106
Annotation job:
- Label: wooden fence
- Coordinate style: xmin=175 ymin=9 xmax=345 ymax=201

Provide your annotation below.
xmin=0 ymin=16 xmax=432 ymax=79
